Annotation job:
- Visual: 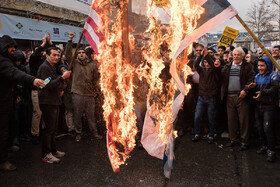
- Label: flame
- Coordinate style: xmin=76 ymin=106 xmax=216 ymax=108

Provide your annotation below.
xmin=97 ymin=0 xmax=137 ymax=171
xmin=96 ymin=0 xmax=204 ymax=171
xmin=137 ymin=0 xmax=204 ymax=144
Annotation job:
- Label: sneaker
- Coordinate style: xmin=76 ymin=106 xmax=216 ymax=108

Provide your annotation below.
xmin=256 ymin=146 xmax=268 ymax=154
xmin=178 ymin=130 xmax=184 ymax=137
xmin=41 ymin=153 xmax=60 ymax=163
xmin=94 ymin=134 xmax=103 ymax=140
xmin=53 ymin=151 xmax=65 ymax=158
xmin=239 ymin=144 xmax=249 ymax=151
xmin=267 ymin=150 xmax=276 ymax=162
xmin=19 ymin=134 xmax=31 ymax=142
xmin=75 ymin=134 xmax=82 ymax=142
xmin=9 ymin=145 xmax=20 ymax=152
xmin=191 ymin=135 xmax=200 ymax=142
xmin=0 ymin=161 xmax=16 ymax=171
xmin=208 ymin=137 xmax=214 ymax=144
xmin=226 ymin=141 xmax=237 ymax=147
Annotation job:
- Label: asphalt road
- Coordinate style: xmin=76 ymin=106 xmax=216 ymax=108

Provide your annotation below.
xmin=1 ymin=133 xmax=279 ymax=187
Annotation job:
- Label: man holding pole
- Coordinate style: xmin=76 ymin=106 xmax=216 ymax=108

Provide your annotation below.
xmin=66 ymin=32 xmax=102 ymax=142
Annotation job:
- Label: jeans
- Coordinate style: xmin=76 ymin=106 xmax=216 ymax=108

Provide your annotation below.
xmin=255 ymin=108 xmax=276 ymax=150
xmin=194 ymin=96 xmax=216 ymax=137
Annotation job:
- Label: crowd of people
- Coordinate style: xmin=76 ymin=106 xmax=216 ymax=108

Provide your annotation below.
xmin=176 ymin=43 xmax=280 ymax=163
xmin=0 ymin=32 xmax=103 ymax=170
xmin=0 ymin=32 xmax=279 ymax=171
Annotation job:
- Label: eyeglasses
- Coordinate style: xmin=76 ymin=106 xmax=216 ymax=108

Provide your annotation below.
xmin=196 ymin=50 xmax=203 ymax=52
xmin=77 ymin=51 xmax=85 ymax=54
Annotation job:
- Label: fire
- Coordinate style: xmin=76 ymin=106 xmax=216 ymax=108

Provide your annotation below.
xmin=97 ymin=0 xmax=137 ymax=172
xmin=137 ymin=0 xmax=204 ymax=143
xmin=96 ymin=0 xmax=204 ymax=171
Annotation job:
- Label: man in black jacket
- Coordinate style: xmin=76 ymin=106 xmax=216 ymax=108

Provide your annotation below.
xmin=38 ymin=47 xmax=71 ymax=163
xmin=29 ymin=33 xmax=53 ymax=144
xmin=221 ymin=47 xmax=255 ymax=151
xmin=0 ymin=35 xmax=45 ymax=171
xmin=192 ymin=47 xmax=221 ymax=144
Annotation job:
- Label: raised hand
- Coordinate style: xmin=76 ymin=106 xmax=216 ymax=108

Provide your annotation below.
xmin=69 ymin=32 xmax=76 ymax=41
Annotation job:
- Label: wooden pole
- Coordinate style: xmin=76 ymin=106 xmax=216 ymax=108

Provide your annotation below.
xmin=121 ymin=0 xmax=131 ymax=63
xmin=69 ymin=33 xmax=83 ymax=70
xmin=235 ymin=14 xmax=280 ymax=71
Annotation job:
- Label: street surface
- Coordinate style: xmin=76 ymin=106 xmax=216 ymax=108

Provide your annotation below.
xmin=1 ymin=133 xmax=279 ymax=186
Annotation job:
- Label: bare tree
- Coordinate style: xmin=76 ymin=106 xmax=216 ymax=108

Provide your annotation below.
xmin=271 ymin=0 xmax=280 ymax=40
xmin=246 ymin=0 xmax=277 ymax=40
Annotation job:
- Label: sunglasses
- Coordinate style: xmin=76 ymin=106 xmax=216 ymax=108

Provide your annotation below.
xmin=196 ymin=50 xmax=203 ymax=52
xmin=77 ymin=51 xmax=85 ymax=54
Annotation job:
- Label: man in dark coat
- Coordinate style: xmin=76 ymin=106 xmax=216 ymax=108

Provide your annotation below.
xmin=221 ymin=47 xmax=255 ymax=151
xmin=0 ymin=35 xmax=45 ymax=171
xmin=37 ymin=47 xmax=71 ymax=163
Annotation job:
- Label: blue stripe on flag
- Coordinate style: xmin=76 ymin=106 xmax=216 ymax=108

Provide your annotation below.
xmin=174 ymin=90 xmax=181 ymax=101
xmin=197 ymin=0 xmax=231 ymax=29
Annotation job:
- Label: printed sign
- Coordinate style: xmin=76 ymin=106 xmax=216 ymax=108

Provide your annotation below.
xmin=0 ymin=13 xmax=83 ymax=43
xmin=218 ymin=26 xmax=239 ymax=47
xmin=153 ymin=0 xmax=171 ymax=7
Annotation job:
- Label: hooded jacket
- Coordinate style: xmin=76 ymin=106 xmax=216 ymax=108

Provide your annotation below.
xmin=0 ymin=35 xmax=35 ymax=113
xmin=194 ymin=54 xmax=221 ymax=97
xmin=253 ymin=57 xmax=280 ymax=109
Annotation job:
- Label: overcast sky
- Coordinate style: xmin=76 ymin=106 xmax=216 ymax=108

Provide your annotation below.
xmin=210 ymin=0 xmax=256 ymax=33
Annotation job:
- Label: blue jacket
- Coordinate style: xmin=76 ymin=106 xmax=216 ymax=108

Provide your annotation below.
xmin=253 ymin=57 xmax=280 ymax=109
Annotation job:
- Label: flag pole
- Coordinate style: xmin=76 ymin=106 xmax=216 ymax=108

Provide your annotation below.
xmin=121 ymin=0 xmax=131 ymax=63
xmin=235 ymin=14 xmax=280 ymax=71
xmin=69 ymin=33 xmax=84 ymax=70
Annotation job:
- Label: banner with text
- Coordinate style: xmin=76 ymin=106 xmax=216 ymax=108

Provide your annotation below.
xmin=0 ymin=13 xmax=83 ymax=43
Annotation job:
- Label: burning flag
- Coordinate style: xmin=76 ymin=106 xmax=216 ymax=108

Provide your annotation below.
xmin=82 ymin=0 xmax=238 ymax=177
xmin=93 ymin=0 xmax=138 ymax=172
xmin=82 ymin=0 xmax=104 ymax=54
xmin=140 ymin=0 xmax=238 ymax=178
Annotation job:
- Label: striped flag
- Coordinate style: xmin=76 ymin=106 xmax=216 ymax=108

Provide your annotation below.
xmin=141 ymin=0 xmax=238 ymax=179
xmin=82 ymin=0 xmax=104 ymax=54
xmin=174 ymin=0 xmax=238 ymax=59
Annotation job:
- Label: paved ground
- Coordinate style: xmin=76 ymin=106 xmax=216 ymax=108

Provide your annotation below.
xmin=1 ymin=133 xmax=280 ymax=187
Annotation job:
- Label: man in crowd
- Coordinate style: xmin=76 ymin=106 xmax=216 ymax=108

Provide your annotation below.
xmin=0 ymin=35 xmax=45 ymax=171
xmin=272 ymin=45 xmax=280 ymax=76
xmin=218 ymin=45 xmax=226 ymax=60
xmin=192 ymin=47 xmax=221 ymax=144
xmin=221 ymin=47 xmax=255 ymax=151
xmin=38 ymin=47 xmax=71 ymax=163
xmin=248 ymin=57 xmax=280 ymax=162
xmin=29 ymin=33 xmax=53 ymax=144
xmin=66 ymin=32 xmax=102 ymax=142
